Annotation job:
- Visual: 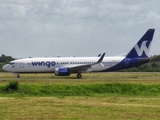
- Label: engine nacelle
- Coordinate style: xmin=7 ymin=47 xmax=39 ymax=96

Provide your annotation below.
xmin=55 ymin=68 xmax=70 ymax=76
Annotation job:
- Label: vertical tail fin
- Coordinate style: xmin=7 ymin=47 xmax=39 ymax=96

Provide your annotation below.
xmin=126 ymin=29 xmax=155 ymax=58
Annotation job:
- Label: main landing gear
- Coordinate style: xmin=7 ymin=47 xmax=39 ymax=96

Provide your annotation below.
xmin=17 ymin=75 xmax=20 ymax=78
xmin=77 ymin=73 xmax=82 ymax=78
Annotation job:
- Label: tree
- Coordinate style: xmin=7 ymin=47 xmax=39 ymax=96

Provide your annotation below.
xmin=0 ymin=54 xmax=15 ymax=72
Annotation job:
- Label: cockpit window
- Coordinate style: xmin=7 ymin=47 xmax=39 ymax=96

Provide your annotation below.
xmin=9 ymin=62 xmax=15 ymax=65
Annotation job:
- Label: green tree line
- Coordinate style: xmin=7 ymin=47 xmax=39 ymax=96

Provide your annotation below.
xmin=0 ymin=54 xmax=15 ymax=72
xmin=0 ymin=54 xmax=160 ymax=72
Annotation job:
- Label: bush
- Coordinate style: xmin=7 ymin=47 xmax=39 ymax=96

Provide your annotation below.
xmin=6 ymin=81 xmax=19 ymax=92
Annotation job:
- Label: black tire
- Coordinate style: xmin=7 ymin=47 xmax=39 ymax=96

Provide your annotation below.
xmin=77 ymin=73 xmax=82 ymax=78
xmin=17 ymin=75 xmax=20 ymax=78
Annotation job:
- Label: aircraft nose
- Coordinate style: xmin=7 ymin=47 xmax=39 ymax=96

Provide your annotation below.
xmin=2 ymin=64 xmax=9 ymax=71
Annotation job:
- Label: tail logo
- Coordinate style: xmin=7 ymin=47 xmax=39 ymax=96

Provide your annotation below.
xmin=134 ymin=41 xmax=151 ymax=56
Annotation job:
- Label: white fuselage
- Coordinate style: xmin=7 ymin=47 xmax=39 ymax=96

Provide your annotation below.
xmin=3 ymin=56 xmax=124 ymax=73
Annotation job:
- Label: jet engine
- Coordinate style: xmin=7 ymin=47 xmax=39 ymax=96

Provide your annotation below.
xmin=55 ymin=68 xmax=70 ymax=76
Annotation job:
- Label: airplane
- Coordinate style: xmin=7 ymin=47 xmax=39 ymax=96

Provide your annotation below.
xmin=2 ymin=29 xmax=155 ymax=78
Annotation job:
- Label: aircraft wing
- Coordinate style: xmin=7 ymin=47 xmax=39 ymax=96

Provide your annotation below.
xmin=69 ymin=53 xmax=105 ymax=73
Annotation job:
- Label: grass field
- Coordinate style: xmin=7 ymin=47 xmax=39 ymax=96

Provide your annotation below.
xmin=1 ymin=72 xmax=160 ymax=84
xmin=0 ymin=97 xmax=160 ymax=120
xmin=0 ymin=72 xmax=160 ymax=120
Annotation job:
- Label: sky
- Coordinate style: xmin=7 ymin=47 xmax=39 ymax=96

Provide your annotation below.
xmin=0 ymin=0 xmax=160 ymax=58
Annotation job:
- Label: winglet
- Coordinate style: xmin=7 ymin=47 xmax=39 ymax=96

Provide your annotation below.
xmin=97 ymin=53 xmax=105 ymax=63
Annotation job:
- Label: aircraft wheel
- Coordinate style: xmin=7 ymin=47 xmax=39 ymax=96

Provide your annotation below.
xmin=77 ymin=73 xmax=82 ymax=78
xmin=17 ymin=75 xmax=20 ymax=78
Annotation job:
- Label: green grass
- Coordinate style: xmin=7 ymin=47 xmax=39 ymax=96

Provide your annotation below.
xmin=0 ymin=72 xmax=160 ymax=119
xmin=0 ymin=97 xmax=160 ymax=120
xmin=0 ymin=72 xmax=160 ymax=97
xmin=0 ymin=83 xmax=160 ymax=97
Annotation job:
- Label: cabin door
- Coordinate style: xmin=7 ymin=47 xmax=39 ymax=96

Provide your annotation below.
xmin=20 ymin=63 xmax=24 ymax=68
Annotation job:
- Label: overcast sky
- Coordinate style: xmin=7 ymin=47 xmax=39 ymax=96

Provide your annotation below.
xmin=0 ymin=0 xmax=160 ymax=58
